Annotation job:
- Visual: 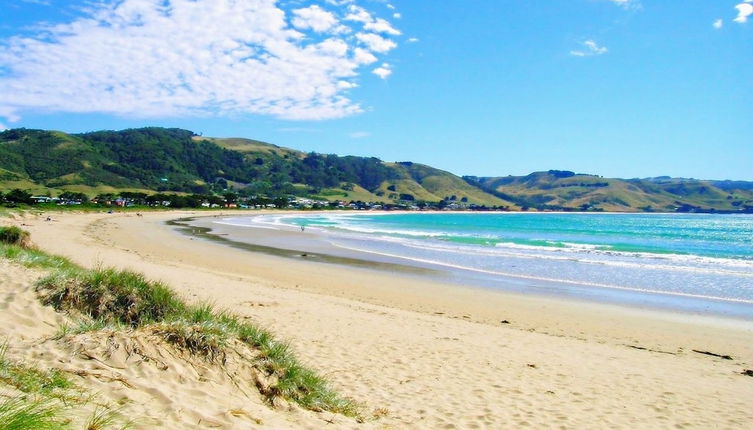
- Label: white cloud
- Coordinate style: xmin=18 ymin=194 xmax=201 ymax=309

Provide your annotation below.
xmin=356 ymin=32 xmax=397 ymax=52
xmin=345 ymin=5 xmax=373 ymax=23
xmin=570 ymin=40 xmax=608 ymax=57
xmin=349 ymin=131 xmax=370 ymax=138
xmin=353 ymin=47 xmax=377 ymax=64
xmin=713 ymin=19 xmax=724 ymax=29
xmin=407 ymin=37 xmax=419 ymax=43
xmin=735 ymin=1 xmax=753 ymax=23
xmin=292 ymin=5 xmax=338 ymax=33
xmin=393 ymin=13 xmax=402 ymax=19
xmin=0 ymin=0 xmax=400 ymax=122
xmin=372 ymin=63 xmax=392 ymax=79
xmin=365 ymin=18 xmax=401 ymax=35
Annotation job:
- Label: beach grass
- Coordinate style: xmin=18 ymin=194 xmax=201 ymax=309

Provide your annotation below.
xmin=0 ymin=342 xmax=107 ymax=430
xmin=0 ymin=226 xmax=32 ymax=248
xmin=0 ymin=227 xmax=76 ymax=271
xmin=0 ymin=396 xmax=67 ymax=430
xmin=0 ymin=226 xmax=359 ymax=417
xmin=84 ymin=406 xmax=129 ymax=430
xmin=38 ymin=268 xmax=186 ymax=327
xmin=0 ymin=343 xmax=73 ymax=398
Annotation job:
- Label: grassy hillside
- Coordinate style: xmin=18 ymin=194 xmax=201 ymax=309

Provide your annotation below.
xmin=0 ymin=128 xmax=507 ymax=206
xmin=2 ymin=128 xmax=751 ymax=212
xmin=199 ymin=136 xmax=304 ymax=159
xmin=380 ymin=162 xmax=516 ymax=208
xmin=466 ymin=171 xmax=753 ymax=212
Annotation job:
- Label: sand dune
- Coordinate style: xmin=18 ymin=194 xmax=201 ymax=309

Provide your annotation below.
xmin=2 ymin=210 xmax=752 ymax=429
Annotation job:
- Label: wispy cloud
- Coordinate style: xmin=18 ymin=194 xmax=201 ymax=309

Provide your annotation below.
xmin=608 ymin=0 xmax=641 ymax=10
xmin=608 ymin=0 xmax=642 ymax=9
xmin=570 ymin=40 xmax=608 ymax=57
xmin=713 ymin=19 xmax=724 ymax=29
xmin=349 ymin=131 xmax=370 ymax=138
xmin=0 ymin=0 xmax=400 ymax=124
xmin=372 ymin=63 xmax=392 ymax=79
xmin=735 ymin=1 xmax=753 ymax=23
xmin=0 ymin=123 xmax=7 ymax=131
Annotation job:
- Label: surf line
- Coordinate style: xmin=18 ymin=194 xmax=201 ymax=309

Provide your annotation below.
xmin=329 ymin=242 xmax=753 ymax=305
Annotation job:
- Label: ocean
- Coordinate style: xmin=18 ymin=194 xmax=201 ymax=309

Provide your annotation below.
xmin=209 ymin=212 xmax=753 ymax=318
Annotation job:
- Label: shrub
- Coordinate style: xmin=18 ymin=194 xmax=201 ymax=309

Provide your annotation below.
xmin=37 ymin=268 xmax=185 ymax=327
xmin=0 ymin=226 xmax=31 ymax=248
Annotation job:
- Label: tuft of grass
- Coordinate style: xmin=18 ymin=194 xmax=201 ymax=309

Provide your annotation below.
xmin=150 ymin=321 xmax=228 ymax=363
xmin=0 ymin=243 xmax=76 ymax=271
xmin=0 ymin=226 xmax=31 ymax=248
xmin=84 ymin=406 xmax=129 ymax=430
xmin=37 ymin=268 xmax=185 ymax=327
xmin=0 ymin=396 xmax=67 ymax=430
xmin=55 ymin=319 xmax=127 ymax=339
xmin=0 ymin=343 xmax=73 ymax=396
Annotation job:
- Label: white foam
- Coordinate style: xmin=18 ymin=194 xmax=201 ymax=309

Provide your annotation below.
xmin=328 ymin=241 xmax=753 ymax=305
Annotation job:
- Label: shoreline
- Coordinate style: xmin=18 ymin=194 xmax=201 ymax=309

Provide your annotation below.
xmin=185 ymin=212 xmax=753 ymax=321
xmin=17 ymin=210 xmax=753 ymax=353
xmin=4 ymin=209 xmax=753 ymax=428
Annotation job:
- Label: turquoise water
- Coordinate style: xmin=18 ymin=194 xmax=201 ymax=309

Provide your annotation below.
xmin=286 ymin=213 xmax=753 ymax=260
xmin=217 ymin=213 xmax=753 ymax=317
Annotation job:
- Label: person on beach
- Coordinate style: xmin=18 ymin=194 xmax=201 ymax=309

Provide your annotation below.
xmin=301 ymin=225 xmax=305 ymax=232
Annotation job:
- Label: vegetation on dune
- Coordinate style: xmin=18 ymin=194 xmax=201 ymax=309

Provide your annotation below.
xmin=0 ymin=396 xmax=66 ymax=430
xmin=0 ymin=342 xmax=120 ymax=430
xmin=37 ymin=267 xmax=359 ymax=415
xmin=0 ymin=228 xmax=75 ymax=270
xmin=38 ymin=268 xmax=186 ymax=327
xmin=0 ymin=227 xmax=359 ymax=417
xmin=0 ymin=226 xmax=31 ymax=248
xmin=0 ymin=344 xmax=74 ymax=399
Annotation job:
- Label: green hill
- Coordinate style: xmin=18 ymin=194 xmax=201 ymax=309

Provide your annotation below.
xmin=465 ymin=170 xmax=753 ymax=212
xmin=0 ymin=128 xmax=509 ymax=207
xmin=1 ymin=128 xmax=751 ymax=212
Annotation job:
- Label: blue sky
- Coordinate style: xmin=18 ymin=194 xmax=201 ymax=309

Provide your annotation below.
xmin=1 ymin=0 xmax=751 ymax=180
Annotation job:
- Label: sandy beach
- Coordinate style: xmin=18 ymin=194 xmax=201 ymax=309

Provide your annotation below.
xmin=2 ymin=210 xmax=753 ymax=429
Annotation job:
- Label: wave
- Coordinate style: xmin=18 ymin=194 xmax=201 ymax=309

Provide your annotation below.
xmin=327 ymin=241 xmax=753 ymax=305
xmin=391 ymin=237 xmax=753 ymax=275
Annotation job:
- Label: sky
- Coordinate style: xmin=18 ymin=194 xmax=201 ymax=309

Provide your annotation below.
xmin=0 ymin=0 xmax=751 ymax=180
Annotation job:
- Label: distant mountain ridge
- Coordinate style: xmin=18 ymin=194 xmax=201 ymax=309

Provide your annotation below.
xmin=1 ymin=127 xmax=751 ymax=212
xmin=464 ymin=170 xmax=753 ymax=212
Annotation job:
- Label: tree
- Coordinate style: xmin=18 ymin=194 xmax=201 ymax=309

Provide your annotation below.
xmin=273 ymin=197 xmax=289 ymax=208
xmin=223 ymin=192 xmax=238 ymax=205
xmin=5 ymin=189 xmax=33 ymax=205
